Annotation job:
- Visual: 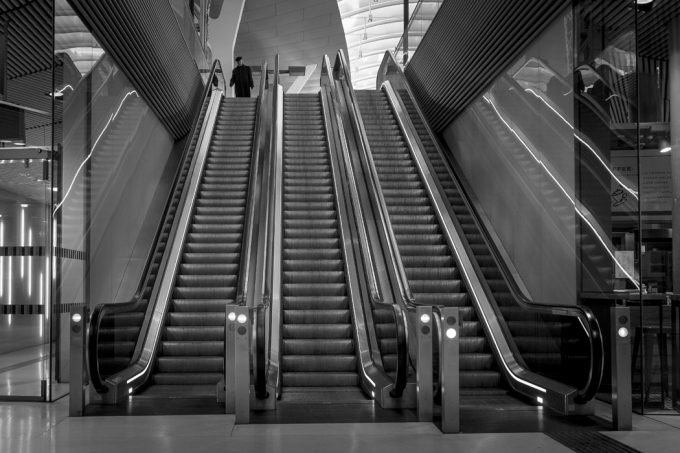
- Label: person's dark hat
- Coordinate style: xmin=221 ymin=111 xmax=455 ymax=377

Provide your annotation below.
xmin=235 ymin=56 xmax=242 ymax=62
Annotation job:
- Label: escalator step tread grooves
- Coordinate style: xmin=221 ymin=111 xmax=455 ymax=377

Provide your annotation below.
xmin=98 ymin=100 xmax=212 ymax=379
xmin=280 ymin=93 xmax=358 ymax=389
xmin=355 ymin=90 xmax=501 ymax=388
xmin=396 ymin=89 xmax=573 ymax=383
xmin=149 ymin=97 xmax=257 ymax=387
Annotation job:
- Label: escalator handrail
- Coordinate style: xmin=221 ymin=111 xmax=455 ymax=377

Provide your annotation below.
xmin=379 ymin=52 xmax=604 ymax=404
xmin=87 ymin=59 xmax=224 ymax=393
xmin=333 ymin=50 xmax=417 ymax=313
xmin=390 ymin=303 xmax=408 ymax=397
xmin=262 ymin=54 xmax=282 ymax=306
xmin=236 ymin=60 xmax=268 ymax=307
xmin=321 ymin=56 xmax=382 ymax=306
xmin=321 ymin=54 xmax=407 ymax=398
xmin=262 ymin=54 xmax=284 ymax=397
xmin=243 ymin=60 xmax=269 ymax=399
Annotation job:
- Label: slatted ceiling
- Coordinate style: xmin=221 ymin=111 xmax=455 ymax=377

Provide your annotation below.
xmin=68 ymin=0 xmax=203 ymax=140
xmin=404 ymin=0 xmax=570 ymax=132
xmin=1 ymin=0 xmax=53 ymax=79
xmin=0 ymin=0 xmax=30 ymax=14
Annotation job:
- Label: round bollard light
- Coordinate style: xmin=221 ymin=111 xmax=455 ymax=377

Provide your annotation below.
xmin=420 ymin=313 xmax=431 ymax=324
xmin=228 ymin=312 xmax=236 ymax=322
xmin=237 ymin=314 xmax=247 ymax=324
xmin=618 ymin=327 xmax=629 ymax=338
xmin=446 ymin=328 xmax=457 ymax=339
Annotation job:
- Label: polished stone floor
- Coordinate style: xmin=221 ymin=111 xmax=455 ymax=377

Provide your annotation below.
xmin=0 ymin=345 xmax=46 ymax=397
xmin=2 ymin=398 xmax=680 ymax=453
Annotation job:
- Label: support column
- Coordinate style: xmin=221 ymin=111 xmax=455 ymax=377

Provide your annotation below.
xmin=403 ymin=0 xmax=409 ymax=65
xmin=670 ymin=16 xmax=680 ymax=292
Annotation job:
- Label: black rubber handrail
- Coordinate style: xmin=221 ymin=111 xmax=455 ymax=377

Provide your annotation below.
xmin=390 ymin=303 xmax=408 ymax=397
xmin=379 ymin=51 xmax=604 ymax=403
xmin=87 ymin=60 xmax=226 ymax=393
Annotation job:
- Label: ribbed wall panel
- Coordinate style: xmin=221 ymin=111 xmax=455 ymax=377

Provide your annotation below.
xmin=1 ymin=0 xmax=53 ymax=79
xmin=405 ymin=0 xmax=569 ymax=132
xmin=68 ymin=0 xmax=203 ymax=139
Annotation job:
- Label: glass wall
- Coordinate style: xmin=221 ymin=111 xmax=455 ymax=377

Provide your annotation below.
xmin=1 ymin=0 xmax=210 ymax=402
xmin=0 ymin=0 xmax=54 ymax=400
xmin=440 ymin=0 xmax=679 ymax=414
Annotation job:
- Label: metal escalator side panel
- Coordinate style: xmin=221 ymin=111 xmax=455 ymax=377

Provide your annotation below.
xmin=333 ymin=52 xmax=420 ymax=393
xmin=99 ymin=90 xmax=224 ymax=401
xmin=89 ymin=83 xmax=214 ymax=391
xmin=321 ymin=56 xmax=412 ymax=404
xmin=320 ymin=82 xmax=397 ymax=403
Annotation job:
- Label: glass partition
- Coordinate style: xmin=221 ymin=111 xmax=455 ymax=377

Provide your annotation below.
xmin=1 ymin=0 xmax=205 ymax=402
xmin=0 ymin=0 xmax=54 ymax=401
xmin=437 ymin=0 xmax=680 ymax=415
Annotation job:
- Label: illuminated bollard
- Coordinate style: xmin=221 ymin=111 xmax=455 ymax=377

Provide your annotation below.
xmin=234 ymin=306 xmax=251 ymax=424
xmin=69 ymin=306 xmax=89 ymax=416
xmin=225 ymin=307 xmax=237 ymax=414
xmin=439 ymin=307 xmax=460 ymax=433
xmin=416 ymin=305 xmax=433 ymax=422
xmin=611 ymin=306 xmax=632 ymax=430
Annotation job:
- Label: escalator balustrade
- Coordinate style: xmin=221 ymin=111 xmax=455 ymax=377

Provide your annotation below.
xmin=96 ymin=99 xmax=210 ymax=380
xmin=355 ymin=90 xmax=502 ymax=390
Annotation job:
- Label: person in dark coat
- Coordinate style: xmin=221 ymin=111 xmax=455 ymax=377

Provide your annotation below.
xmin=230 ymin=56 xmax=254 ymax=97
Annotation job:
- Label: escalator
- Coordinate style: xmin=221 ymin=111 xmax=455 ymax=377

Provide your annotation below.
xmin=396 ymin=90 xmax=580 ymax=386
xmin=280 ymin=93 xmax=360 ymax=393
xmin=149 ymin=97 xmax=257 ymax=392
xmin=362 ymin=49 xmax=603 ymax=411
xmin=354 ymin=90 xmax=502 ymax=391
xmin=89 ymin=70 xmax=263 ymax=402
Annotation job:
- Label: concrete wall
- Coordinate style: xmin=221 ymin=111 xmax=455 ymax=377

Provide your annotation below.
xmin=234 ymin=0 xmax=347 ymax=93
xmin=208 ymin=0 xmax=246 ymax=97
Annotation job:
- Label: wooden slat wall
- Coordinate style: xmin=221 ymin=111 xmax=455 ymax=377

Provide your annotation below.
xmin=68 ymin=0 xmax=203 ymax=140
xmin=405 ymin=0 xmax=570 ymax=132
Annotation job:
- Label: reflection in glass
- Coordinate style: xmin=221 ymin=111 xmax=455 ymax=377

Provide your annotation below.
xmin=0 ymin=0 xmax=53 ymax=400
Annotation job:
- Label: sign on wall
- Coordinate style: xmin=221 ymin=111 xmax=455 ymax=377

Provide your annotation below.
xmin=611 ymin=151 xmax=672 ymax=214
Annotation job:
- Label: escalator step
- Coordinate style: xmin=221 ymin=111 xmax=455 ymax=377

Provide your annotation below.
xmin=282 ymin=355 xmax=356 ymax=372
xmin=282 ymin=372 xmax=359 ymax=387
xmin=282 ymin=339 xmax=355 ymax=355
